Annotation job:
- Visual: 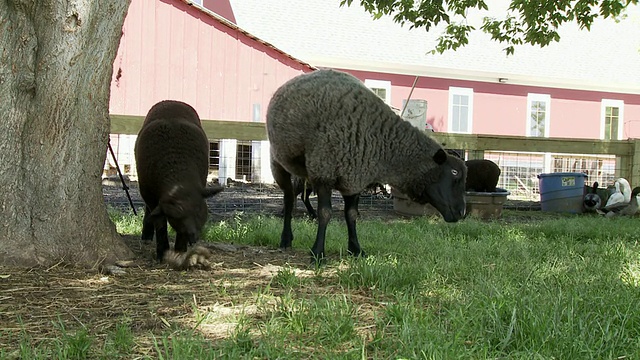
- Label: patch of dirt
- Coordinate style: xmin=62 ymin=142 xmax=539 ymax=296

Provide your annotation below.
xmin=0 ymin=234 xmax=319 ymax=355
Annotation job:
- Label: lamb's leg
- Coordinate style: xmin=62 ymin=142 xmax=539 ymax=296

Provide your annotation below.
xmin=154 ymin=216 xmax=170 ymax=261
xmin=310 ymin=185 xmax=332 ymax=262
xmin=272 ymin=162 xmax=294 ymax=249
xmin=302 ymin=189 xmax=317 ymax=219
xmin=343 ymin=194 xmax=365 ymax=257
xmin=175 ymin=232 xmax=194 ymax=253
xmin=141 ymin=205 xmax=155 ymax=240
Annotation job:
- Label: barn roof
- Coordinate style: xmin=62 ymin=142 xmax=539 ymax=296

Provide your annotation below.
xmin=226 ymin=0 xmax=640 ymax=94
xmin=180 ymin=0 xmax=316 ymax=71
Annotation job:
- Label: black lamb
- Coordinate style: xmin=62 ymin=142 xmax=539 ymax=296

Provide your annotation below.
xmin=444 ymin=151 xmax=501 ymax=193
xmin=465 ymin=159 xmax=501 ymax=192
xmin=266 ymin=69 xmax=467 ymax=261
xmin=135 ymin=100 xmax=223 ymax=261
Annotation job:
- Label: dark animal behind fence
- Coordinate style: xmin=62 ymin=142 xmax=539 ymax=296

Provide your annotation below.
xmin=267 ymin=69 xmax=467 ymax=261
xmin=135 ymin=100 xmax=223 ymax=261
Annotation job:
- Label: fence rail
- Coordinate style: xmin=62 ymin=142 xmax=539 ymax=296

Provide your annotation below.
xmin=110 ymin=115 xmax=640 ymax=186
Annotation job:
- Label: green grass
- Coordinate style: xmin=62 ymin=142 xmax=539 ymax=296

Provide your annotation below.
xmin=5 ymin=209 xmax=640 ymax=359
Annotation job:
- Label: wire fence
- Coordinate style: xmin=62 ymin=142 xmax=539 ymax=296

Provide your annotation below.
xmin=105 ymin=134 xmax=622 ymax=214
xmin=102 ymin=181 xmax=396 ymax=219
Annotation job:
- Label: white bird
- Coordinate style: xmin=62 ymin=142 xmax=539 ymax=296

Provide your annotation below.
xmin=604 ymin=186 xmax=640 ymax=218
xmin=603 ymin=178 xmax=631 ymax=208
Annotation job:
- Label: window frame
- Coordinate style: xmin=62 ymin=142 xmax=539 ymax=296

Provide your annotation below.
xmin=448 ymin=87 xmax=474 ymax=134
xmin=364 ymin=79 xmax=391 ymax=104
xmin=526 ymin=93 xmax=551 ymax=138
xmin=600 ymin=99 xmax=624 ymax=140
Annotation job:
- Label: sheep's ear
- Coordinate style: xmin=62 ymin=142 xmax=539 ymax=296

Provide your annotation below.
xmin=433 ymin=148 xmax=447 ymax=165
xmin=202 ymin=184 xmax=224 ymax=198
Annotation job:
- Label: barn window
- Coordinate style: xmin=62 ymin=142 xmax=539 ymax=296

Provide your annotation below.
xmin=236 ymin=141 xmax=253 ymax=182
xmin=364 ymin=79 xmax=391 ymax=104
xmin=601 ymin=99 xmax=624 ymax=140
xmin=527 ymin=93 xmax=550 ymax=137
xmin=208 ymin=141 xmax=220 ymax=178
xmin=448 ymin=87 xmax=473 ymax=134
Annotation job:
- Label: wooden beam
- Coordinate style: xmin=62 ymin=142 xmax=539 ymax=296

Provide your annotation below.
xmin=627 ymin=139 xmax=640 ymax=186
xmin=430 ymin=133 xmax=632 ymax=156
xmin=110 ymin=115 xmax=635 ymax=164
xmin=109 ymin=114 xmax=143 ymax=135
xmin=110 ymin=114 xmax=269 ymax=141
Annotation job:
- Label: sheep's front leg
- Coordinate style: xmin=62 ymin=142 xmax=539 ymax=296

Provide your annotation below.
xmin=141 ymin=205 xmax=155 ymax=241
xmin=154 ymin=216 xmax=170 ymax=261
xmin=311 ymin=185 xmax=332 ymax=261
xmin=343 ymin=194 xmax=365 ymax=257
xmin=175 ymin=232 xmax=194 ymax=253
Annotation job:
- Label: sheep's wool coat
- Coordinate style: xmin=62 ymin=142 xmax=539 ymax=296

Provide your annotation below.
xmin=267 ymin=69 xmax=448 ymax=196
xmin=135 ymin=101 xmax=210 ymax=200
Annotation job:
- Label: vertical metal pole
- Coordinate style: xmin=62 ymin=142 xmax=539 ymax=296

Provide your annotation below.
xmin=400 ymin=76 xmax=420 ymax=118
xmin=107 ymin=138 xmax=137 ymax=216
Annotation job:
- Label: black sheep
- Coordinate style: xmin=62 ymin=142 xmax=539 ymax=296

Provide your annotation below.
xmin=267 ymin=69 xmax=467 ymax=261
xmin=465 ymin=159 xmax=501 ymax=192
xmin=135 ymin=100 xmax=223 ymax=261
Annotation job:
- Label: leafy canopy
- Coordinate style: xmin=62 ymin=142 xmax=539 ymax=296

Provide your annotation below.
xmin=340 ymin=0 xmax=638 ymax=54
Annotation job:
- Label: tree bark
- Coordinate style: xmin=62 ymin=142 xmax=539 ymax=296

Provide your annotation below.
xmin=0 ymin=0 xmax=133 ymax=267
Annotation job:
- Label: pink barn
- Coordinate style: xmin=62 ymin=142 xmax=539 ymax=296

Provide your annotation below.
xmin=222 ymin=0 xmax=640 ymax=140
xmin=109 ymin=0 xmax=640 ymax=195
xmin=213 ymin=0 xmax=640 ymax=193
xmin=108 ymin=0 xmax=314 ymax=184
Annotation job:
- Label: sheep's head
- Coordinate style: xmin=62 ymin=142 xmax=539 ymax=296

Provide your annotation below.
xmin=151 ymin=184 xmax=224 ymax=242
xmin=405 ymin=148 xmax=467 ymax=222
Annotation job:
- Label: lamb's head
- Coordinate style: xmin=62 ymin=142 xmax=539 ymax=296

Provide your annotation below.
xmin=404 ymin=148 xmax=467 ymax=222
xmin=151 ymin=184 xmax=224 ymax=243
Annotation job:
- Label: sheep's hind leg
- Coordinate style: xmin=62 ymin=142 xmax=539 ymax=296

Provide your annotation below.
xmin=310 ymin=185 xmax=332 ymax=262
xmin=343 ymin=194 xmax=365 ymax=257
xmin=272 ymin=162 xmax=294 ymax=249
xmin=302 ymin=189 xmax=317 ymax=219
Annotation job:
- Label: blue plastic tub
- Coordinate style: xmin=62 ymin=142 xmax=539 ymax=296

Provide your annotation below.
xmin=537 ymin=172 xmax=587 ymax=213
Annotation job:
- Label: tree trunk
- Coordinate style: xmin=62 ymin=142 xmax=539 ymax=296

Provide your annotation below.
xmin=0 ymin=0 xmax=133 ymax=267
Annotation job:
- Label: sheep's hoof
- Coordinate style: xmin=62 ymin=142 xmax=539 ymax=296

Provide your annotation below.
xmin=309 ymin=251 xmax=326 ymax=266
xmin=348 ymin=249 xmax=367 ymax=258
xmin=279 ymin=235 xmax=293 ymax=249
